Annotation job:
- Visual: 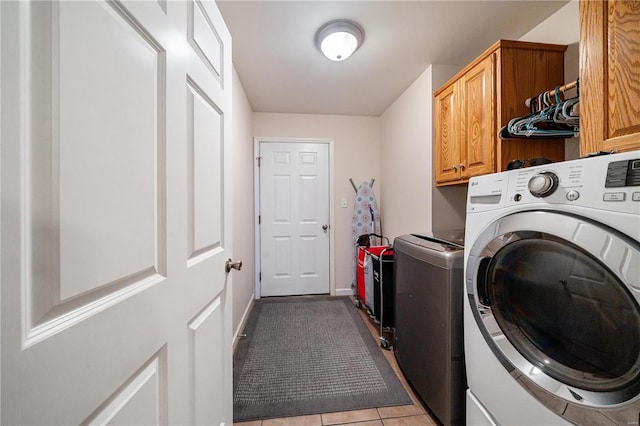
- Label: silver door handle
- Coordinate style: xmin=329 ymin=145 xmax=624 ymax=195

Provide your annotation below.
xmin=225 ymin=259 xmax=243 ymax=273
xmin=322 ymin=224 xmax=329 ymax=233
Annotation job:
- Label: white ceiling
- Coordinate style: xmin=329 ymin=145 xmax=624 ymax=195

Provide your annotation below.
xmin=217 ymin=1 xmax=570 ymax=117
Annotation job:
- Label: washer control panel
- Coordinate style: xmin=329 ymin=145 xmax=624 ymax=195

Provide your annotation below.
xmin=606 ymin=158 xmax=640 ymax=187
xmin=503 ymin=151 xmax=640 ymax=216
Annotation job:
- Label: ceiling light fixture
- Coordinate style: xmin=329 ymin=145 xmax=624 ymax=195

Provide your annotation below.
xmin=315 ymin=20 xmax=364 ymax=62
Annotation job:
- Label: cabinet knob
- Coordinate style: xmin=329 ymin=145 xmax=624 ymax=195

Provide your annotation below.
xmin=459 ymin=163 xmax=465 ymax=170
xmin=450 ymin=165 xmax=457 ymax=171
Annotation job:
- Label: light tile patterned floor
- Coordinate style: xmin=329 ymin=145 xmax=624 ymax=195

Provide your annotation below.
xmin=233 ymin=298 xmax=439 ymax=426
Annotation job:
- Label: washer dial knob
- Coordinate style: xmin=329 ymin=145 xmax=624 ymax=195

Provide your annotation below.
xmin=528 ymin=171 xmax=559 ymax=197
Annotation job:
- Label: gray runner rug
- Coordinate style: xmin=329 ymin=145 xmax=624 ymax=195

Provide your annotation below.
xmin=233 ymin=296 xmax=412 ymax=422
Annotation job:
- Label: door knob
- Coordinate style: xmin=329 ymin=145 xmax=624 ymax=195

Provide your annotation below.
xmin=322 ymin=224 xmax=329 ymax=233
xmin=225 ymin=259 xmax=243 ymax=273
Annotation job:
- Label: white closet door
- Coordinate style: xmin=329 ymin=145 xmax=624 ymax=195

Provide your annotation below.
xmin=0 ymin=1 xmax=233 ymax=424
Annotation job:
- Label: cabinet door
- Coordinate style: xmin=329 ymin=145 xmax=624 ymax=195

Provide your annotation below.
xmin=460 ymin=55 xmax=495 ymax=179
xmin=435 ymin=83 xmax=461 ymax=184
xmin=580 ymin=0 xmax=640 ymax=154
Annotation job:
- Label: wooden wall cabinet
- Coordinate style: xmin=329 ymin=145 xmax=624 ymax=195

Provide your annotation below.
xmin=434 ymin=40 xmax=567 ymax=186
xmin=580 ymin=0 xmax=640 ymax=155
xmin=435 ymin=56 xmax=494 ymax=184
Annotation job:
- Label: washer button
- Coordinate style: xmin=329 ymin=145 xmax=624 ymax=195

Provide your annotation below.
xmin=566 ymin=190 xmax=580 ymax=201
xmin=633 ymin=192 xmax=640 ymax=202
xmin=603 ymin=192 xmax=626 ymax=202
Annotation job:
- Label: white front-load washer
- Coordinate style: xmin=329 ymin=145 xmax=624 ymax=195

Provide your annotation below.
xmin=464 ymin=151 xmax=640 ymax=425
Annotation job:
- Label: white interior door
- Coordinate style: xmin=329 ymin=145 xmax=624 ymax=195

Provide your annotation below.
xmin=259 ymin=141 xmax=330 ymax=297
xmin=0 ymin=1 xmax=233 ymax=424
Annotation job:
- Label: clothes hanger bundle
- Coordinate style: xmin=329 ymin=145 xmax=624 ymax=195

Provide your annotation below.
xmin=500 ymin=80 xmax=579 ymax=140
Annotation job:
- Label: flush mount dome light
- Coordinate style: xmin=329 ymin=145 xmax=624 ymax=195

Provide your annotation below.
xmin=315 ymin=20 xmax=364 ymax=61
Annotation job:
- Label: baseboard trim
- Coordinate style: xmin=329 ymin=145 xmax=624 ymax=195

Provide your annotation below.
xmin=233 ymin=295 xmax=255 ymax=353
xmin=334 ymin=287 xmax=355 ymax=297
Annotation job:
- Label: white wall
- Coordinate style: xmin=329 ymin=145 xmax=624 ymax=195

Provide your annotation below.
xmin=379 ymin=67 xmax=433 ymax=240
xmin=253 ymin=113 xmax=381 ymax=295
xmin=519 ymin=0 xmax=579 ymax=45
xmin=231 ymin=67 xmax=256 ymax=342
xmin=379 ymin=64 xmax=464 ymax=242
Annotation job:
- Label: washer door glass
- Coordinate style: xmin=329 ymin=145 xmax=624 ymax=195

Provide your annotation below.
xmin=483 ymin=236 xmax=640 ymax=392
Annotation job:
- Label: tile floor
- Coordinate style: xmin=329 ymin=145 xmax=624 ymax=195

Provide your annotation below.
xmin=233 ymin=298 xmax=439 ymax=426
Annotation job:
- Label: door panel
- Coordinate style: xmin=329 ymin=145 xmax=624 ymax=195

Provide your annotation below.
xmin=188 ymin=0 xmax=224 ymax=82
xmin=56 ymin=1 xmax=163 ymax=301
xmin=187 ymin=79 xmax=223 ymax=263
xmin=85 ymin=347 xmax=168 ymax=425
xmin=434 ymin=84 xmax=460 ymax=183
xmin=1 ymin=1 xmax=233 ymax=424
xmin=22 ymin=0 xmax=167 ymax=348
xmin=460 ymin=55 xmax=494 ymax=179
xmin=188 ymin=297 xmax=226 ymax=425
xmin=580 ymin=0 xmax=640 ymax=154
xmin=260 ymin=142 xmax=330 ymax=297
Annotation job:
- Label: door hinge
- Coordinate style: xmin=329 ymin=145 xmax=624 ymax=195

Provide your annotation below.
xmin=258 ymin=215 xmax=261 ymax=224
xmin=259 ymin=272 xmax=261 ymax=281
xmin=256 ymin=156 xmax=262 ymax=167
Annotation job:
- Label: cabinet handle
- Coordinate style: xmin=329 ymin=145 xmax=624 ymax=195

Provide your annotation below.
xmin=459 ymin=163 xmax=465 ymax=170
xmin=451 ymin=165 xmax=457 ymax=171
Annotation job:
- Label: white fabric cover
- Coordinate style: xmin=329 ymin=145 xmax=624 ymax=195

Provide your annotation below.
xmin=351 ymin=181 xmax=381 ymax=289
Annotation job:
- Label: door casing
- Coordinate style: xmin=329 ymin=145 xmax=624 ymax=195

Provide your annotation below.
xmin=253 ymin=137 xmax=335 ymax=299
